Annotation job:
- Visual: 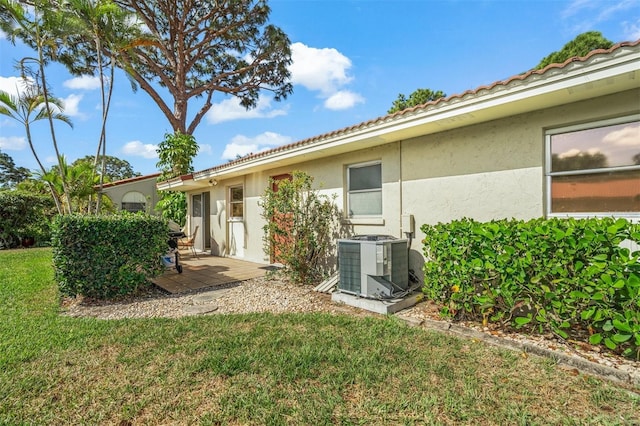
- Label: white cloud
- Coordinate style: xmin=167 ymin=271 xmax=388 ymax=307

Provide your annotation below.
xmin=559 ymin=147 xmax=609 ymax=159
xmin=63 ymin=75 xmax=103 ymax=90
xmin=199 ymin=143 xmax=213 ymax=155
xmin=603 ymin=124 xmax=640 ymax=147
xmin=586 ymin=147 xmax=603 ymax=156
xmin=0 ymin=77 xmax=85 ymax=118
xmin=561 ymin=0 xmax=640 ymax=33
xmin=561 ymin=0 xmax=592 ymax=19
xmin=0 ymin=136 xmax=26 ymax=150
xmin=221 ymin=131 xmax=292 ymax=160
xmin=324 ymin=90 xmax=365 ymax=110
xmin=290 ymin=42 xmax=353 ymax=94
xmin=594 ymin=0 xmax=638 ymax=22
xmin=206 ymin=96 xmax=288 ymax=124
xmin=623 ymin=18 xmax=640 ymax=40
xmin=289 ymin=42 xmax=365 ymax=110
xmin=205 ymin=42 xmax=365 ymax=122
xmin=121 ymin=140 xmax=158 ymax=159
xmin=558 ymin=148 xmax=582 ymax=159
xmin=45 ymin=155 xmax=58 ymax=165
xmin=61 ymin=93 xmax=84 ymax=118
xmin=0 ymin=76 xmax=32 ymax=98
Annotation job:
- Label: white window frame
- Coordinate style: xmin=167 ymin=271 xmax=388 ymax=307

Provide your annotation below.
xmin=545 ymin=114 xmax=640 ymax=220
xmin=229 ymin=185 xmax=244 ymax=220
xmin=121 ymin=191 xmax=146 ymax=213
xmin=346 ymin=161 xmax=382 ymax=218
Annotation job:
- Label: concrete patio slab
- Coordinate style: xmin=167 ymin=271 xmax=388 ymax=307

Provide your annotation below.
xmin=153 ymin=251 xmax=278 ymax=294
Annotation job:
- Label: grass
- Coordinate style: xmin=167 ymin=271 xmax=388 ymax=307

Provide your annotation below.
xmin=1 ymin=248 xmax=638 ymax=425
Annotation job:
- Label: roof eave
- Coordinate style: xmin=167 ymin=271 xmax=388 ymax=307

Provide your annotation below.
xmin=156 ymin=174 xmax=198 ymax=191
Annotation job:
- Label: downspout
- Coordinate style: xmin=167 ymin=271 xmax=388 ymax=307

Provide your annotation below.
xmin=398 ymin=140 xmax=403 ymax=238
xmin=399 ymin=140 xmax=418 ymax=285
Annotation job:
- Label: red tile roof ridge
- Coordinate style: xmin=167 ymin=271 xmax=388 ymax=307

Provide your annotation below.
xmin=193 ymin=39 xmax=640 ymax=178
xmin=96 ymin=172 xmax=161 ymax=189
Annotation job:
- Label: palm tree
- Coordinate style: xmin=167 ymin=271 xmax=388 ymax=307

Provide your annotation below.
xmin=1 ymin=0 xmax=75 ymax=213
xmin=42 ymin=0 xmax=143 ymax=213
xmin=41 ymin=156 xmax=99 ymax=214
xmin=0 ymin=85 xmax=72 ymax=214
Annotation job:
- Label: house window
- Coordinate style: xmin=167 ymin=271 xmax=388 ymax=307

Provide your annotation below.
xmin=347 ymin=162 xmax=382 ymax=217
xmin=546 ymin=116 xmax=640 ymax=217
xmin=230 ymin=186 xmax=243 ymax=219
xmin=121 ymin=191 xmax=146 ymax=213
xmin=192 ymin=194 xmax=202 ymax=217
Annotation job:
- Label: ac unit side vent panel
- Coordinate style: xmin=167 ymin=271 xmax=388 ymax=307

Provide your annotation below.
xmin=338 ymin=241 xmax=361 ymax=294
xmin=391 ymin=240 xmax=409 ymax=289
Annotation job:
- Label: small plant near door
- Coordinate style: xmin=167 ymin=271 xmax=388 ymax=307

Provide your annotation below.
xmin=156 ymin=132 xmax=199 ymax=226
xmin=260 ymin=171 xmax=339 ymax=284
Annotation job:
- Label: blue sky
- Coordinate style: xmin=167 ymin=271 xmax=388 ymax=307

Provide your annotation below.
xmin=1 ymin=0 xmax=639 ymax=177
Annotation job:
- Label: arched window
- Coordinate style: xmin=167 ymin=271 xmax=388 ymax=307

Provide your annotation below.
xmin=122 ymin=191 xmax=147 ymax=213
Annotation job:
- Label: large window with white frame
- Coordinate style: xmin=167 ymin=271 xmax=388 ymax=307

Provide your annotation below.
xmin=347 ymin=161 xmax=382 ymax=217
xmin=546 ymin=115 xmax=640 ymax=217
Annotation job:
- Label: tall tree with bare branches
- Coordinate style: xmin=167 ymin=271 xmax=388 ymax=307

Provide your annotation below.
xmin=111 ymin=0 xmax=293 ymax=135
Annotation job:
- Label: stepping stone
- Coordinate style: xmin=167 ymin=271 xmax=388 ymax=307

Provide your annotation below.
xmin=183 ymin=304 xmax=218 ymax=315
xmin=193 ymin=293 xmax=219 ymax=304
xmin=192 ymin=288 xmax=233 ymax=304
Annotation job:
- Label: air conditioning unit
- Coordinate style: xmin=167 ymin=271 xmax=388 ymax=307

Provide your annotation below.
xmin=337 ymin=235 xmax=408 ymax=299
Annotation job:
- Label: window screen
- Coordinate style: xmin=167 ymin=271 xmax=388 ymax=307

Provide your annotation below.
xmin=347 ymin=162 xmax=382 ymax=216
xmin=547 ymin=118 xmax=640 ymax=216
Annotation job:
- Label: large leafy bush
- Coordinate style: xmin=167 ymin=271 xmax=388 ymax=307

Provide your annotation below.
xmin=422 ymin=217 xmax=640 ymax=358
xmin=52 ymin=213 xmax=168 ymax=298
xmin=0 ymin=190 xmax=55 ymax=249
xmin=260 ymin=171 xmax=340 ymax=284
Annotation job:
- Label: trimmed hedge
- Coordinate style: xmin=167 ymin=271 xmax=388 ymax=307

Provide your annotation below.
xmin=422 ymin=217 xmax=640 ymax=358
xmin=52 ymin=214 xmax=169 ymax=299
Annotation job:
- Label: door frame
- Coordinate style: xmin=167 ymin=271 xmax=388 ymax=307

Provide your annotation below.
xmin=226 ymin=184 xmax=245 ymax=258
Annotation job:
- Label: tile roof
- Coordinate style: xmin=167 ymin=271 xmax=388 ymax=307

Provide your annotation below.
xmin=190 ymin=39 xmax=640 ymax=179
xmin=96 ymin=172 xmax=161 ymax=190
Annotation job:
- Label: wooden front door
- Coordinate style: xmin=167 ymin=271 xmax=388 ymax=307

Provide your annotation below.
xmin=270 ymin=174 xmax=292 ymax=264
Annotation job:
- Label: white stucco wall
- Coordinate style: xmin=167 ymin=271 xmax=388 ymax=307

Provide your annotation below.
xmin=194 ymin=88 xmax=639 ymax=274
xmin=101 ymin=177 xmax=161 ymax=214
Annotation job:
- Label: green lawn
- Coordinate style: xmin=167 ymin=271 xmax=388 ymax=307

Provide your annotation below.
xmin=1 ymin=248 xmax=638 ymax=425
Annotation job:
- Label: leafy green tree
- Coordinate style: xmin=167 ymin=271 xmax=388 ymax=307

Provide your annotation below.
xmin=156 ymin=132 xmax=199 ymax=226
xmin=388 ymin=88 xmax=446 ymax=114
xmin=111 ymin=0 xmax=293 ymax=135
xmin=156 ymin=132 xmax=199 ymax=178
xmin=0 ymin=150 xmax=30 ymax=188
xmin=260 ymin=171 xmax=340 ymax=284
xmin=0 ymin=85 xmax=72 ymax=214
xmin=16 ymin=177 xmax=48 ymax=194
xmin=74 ymin=155 xmax=138 ymax=182
xmin=534 ymin=31 xmax=613 ymax=70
